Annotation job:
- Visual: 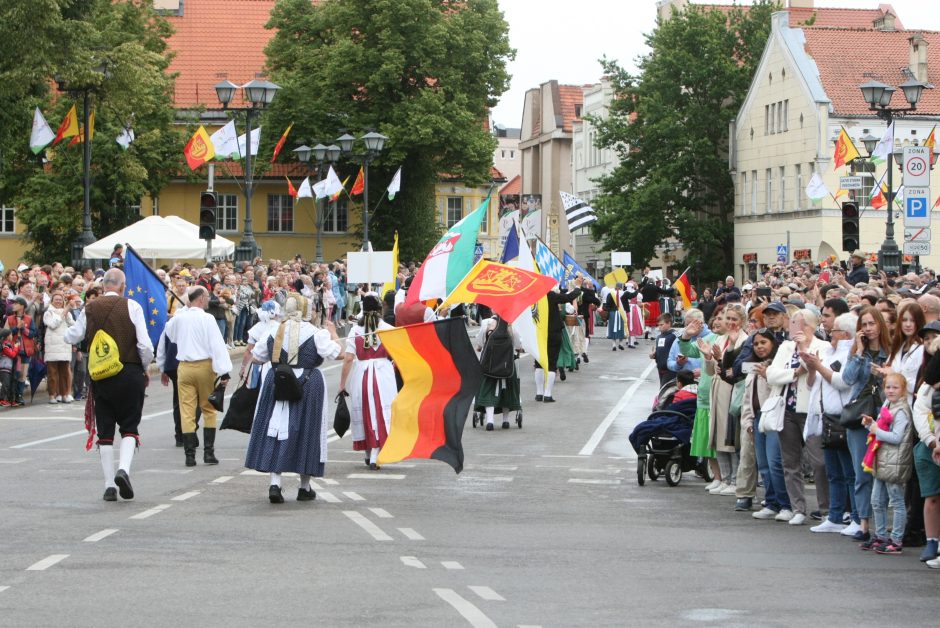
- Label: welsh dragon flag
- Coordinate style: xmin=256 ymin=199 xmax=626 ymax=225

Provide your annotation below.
xmin=406 ymin=199 xmax=489 ymax=304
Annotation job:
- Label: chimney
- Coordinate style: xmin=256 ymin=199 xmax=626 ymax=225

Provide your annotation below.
xmin=873 ymin=11 xmax=897 ymax=32
xmin=909 ymin=34 xmax=929 ymax=83
xmin=788 ymin=0 xmax=814 ymax=9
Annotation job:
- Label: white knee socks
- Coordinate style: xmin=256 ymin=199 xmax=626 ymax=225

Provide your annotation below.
xmin=534 ymin=370 xmax=545 ymax=396
xmin=118 ymin=436 xmax=136 ymax=473
xmin=100 ymin=445 xmax=116 ymax=489
xmin=545 ymin=372 xmax=557 ymax=398
xmin=369 ymin=448 xmax=379 ymax=464
xmin=270 ymin=472 xmax=282 ymax=487
xmin=502 ymin=410 xmax=511 ymax=424
xmin=485 ymin=407 xmax=495 ymax=426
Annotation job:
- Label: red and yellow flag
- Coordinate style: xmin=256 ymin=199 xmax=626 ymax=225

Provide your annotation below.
xmin=674 ymin=268 xmax=693 ymax=309
xmin=331 ymin=176 xmax=350 ymax=202
xmin=69 ymin=110 xmax=95 ymax=146
xmin=183 ymin=125 xmax=215 ymax=171
xmin=441 ymin=259 xmax=557 ymax=323
xmin=270 ymin=123 xmax=293 ymax=163
xmin=350 ymin=166 xmax=365 ymax=196
xmin=871 ymin=182 xmax=888 ymax=210
xmin=833 ymin=127 xmax=860 ymax=169
xmin=925 ymin=125 xmax=936 ymax=165
xmin=376 ymin=318 xmax=482 ymax=473
xmin=52 ymin=105 xmax=79 ymax=146
xmin=285 ymin=176 xmax=297 ymax=198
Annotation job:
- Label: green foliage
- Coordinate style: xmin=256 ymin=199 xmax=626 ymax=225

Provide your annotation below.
xmin=0 ymin=0 xmax=180 ymax=263
xmin=590 ymin=1 xmax=778 ymax=280
xmin=263 ymin=0 xmax=513 ymax=260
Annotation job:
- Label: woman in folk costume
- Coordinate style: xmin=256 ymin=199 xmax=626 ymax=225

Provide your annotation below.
xmin=625 ymin=280 xmax=645 ymax=348
xmin=339 ymin=293 xmax=398 ymax=470
xmin=245 ymin=293 xmax=345 ymax=503
xmin=535 ymin=277 xmax=583 ymax=402
xmin=605 ymin=282 xmax=638 ymax=350
xmin=564 ymin=301 xmax=587 ymax=369
xmin=475 ymin=313 xmax=522 ymax=430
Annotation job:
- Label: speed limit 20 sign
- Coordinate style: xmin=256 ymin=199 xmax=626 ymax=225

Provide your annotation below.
xmin=903 ymin=146 xmax=930 ymax=187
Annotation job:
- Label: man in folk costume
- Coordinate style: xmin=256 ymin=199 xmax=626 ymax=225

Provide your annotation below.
xmin=65 ymin=269 xmax=153 ymax=502
xmin=577 ymin=279 xmax=601 ymax=363
xmin=658 ymin=279 xmax=677 ymax=317
xmin=639 ymin=269 xmax=663 ymax=335
xmin=605 ymin=282 xmax=638 ymax=350
xmin=625 ymin=279 xmax=644 ymax=348
xmin=475 ymin=313 xmax=522 ymax=430
xmin=535 ymin=277 xmax=583 ymax=402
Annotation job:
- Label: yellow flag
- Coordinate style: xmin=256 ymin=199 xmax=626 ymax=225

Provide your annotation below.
xmin=183 ymin=125 xmax=215 ymax=171
xmin=382 ymin=231 xmax=399 ymax=297
xmin=833 ymin=127 xmax=860 ymax=169
xmin=53 ymin=104 xmax=79 ymax=145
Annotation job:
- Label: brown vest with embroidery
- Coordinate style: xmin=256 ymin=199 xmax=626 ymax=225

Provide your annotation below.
xmin=84 ymin=295 xmax=141 ymax=365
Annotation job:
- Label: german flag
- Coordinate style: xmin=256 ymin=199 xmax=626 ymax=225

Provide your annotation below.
xmin=377 ymin=318 xmax=482 ymax=473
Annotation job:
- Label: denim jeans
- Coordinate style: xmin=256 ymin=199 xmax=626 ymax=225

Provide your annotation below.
xmin=871 ymin=478 xmax=906 ymax=543
xmin=823 ymin=447 xmax=857 ymax=524
xmin=846 ymin=427 xmax=873 ymax=520
xmin=234 ymin=308 xmax=250 ymax=343
xmin=754 ymin=416 xmax=791 ymax=511
xmin=216 ymin=318 xmax=226 ymax=339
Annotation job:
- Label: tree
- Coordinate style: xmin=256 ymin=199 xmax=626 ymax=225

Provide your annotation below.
xmin=591 ymin=2 xmax=778 ymax=280
xmin=1 ymin=0 xmax=180 ymax=263
xmin=264 ymin=0 xmax=513 ymax=261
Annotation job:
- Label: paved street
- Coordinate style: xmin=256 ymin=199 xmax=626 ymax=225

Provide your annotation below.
xmin=0 ymin=337 xmax=936 ymax=627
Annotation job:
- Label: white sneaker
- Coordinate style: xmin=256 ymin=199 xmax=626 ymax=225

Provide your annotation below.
xmin=774 ymin=509 xmax=794 ymax=522
xmin=927 ymin=556 xmax=940 ymax=569
xmin=64 ymin=395 xmax=74 ymax=403
xmin=811 ymin=520 xmax=846 ymax=533
xmin=840 ymin=521 xmax=862 ymax=537
xmin=788 ymin=512 xmax=807 ymax=526
xmin=752 ymin=507 xmax=778 ymax=520
xmin=709 ymin=482 xmax=730 ymax=495
xmin=48 ymin=398 xmax=58 ymax=404
xmin=704 ymin=480 xmax=721 ymax=491
xmin=719 ymin=483 xmax=737 ymax=496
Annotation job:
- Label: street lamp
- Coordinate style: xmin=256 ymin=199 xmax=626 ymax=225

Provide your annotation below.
xmin=337 ymin=130 xmax=387 ymax=249
xmin=294 ymin=142 xmax=340 ymax=262
xmin=215 ymin=77 xmax=280 ymax=262
xmin=858 ymin=76 xmax=926 ymax=273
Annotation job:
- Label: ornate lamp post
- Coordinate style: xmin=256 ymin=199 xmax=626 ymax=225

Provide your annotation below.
xmin=337 ymin=130 xmax=387 ymax=250
xmin=294 ymin=142 xmax=341 ymax=262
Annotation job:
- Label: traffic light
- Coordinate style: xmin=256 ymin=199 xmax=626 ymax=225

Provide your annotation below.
xmin=841 ymin=201 xmax=859 ymax=252
xmin=199 ymin=191 xmax=217 ymax=240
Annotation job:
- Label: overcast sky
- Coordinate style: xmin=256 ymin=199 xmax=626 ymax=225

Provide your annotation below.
xmin=491 ymin=0 xmax=940 ymax=128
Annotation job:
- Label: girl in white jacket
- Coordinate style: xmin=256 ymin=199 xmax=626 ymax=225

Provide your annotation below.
xmin=43 ymin=291 xmax=75 ymax=403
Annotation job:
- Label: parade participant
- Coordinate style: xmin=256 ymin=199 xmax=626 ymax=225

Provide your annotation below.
xmin=339 ymin=293 xmax=397 ymax=467
xmin=625 ymin=279 xmax=644 ymax=348
xmin=42 ymin=291 xmax=75 ymax=404
xmin=605 ymin=282 xmax=636 ymax=351
xmin=238 ymin=300 xmax=281 ymax=387
xmin=577 ymin=279 xmax=601 ymax=362
xmin=245 ymin=294 xmax=345 ymax=503
xmin=564 ymin=301 xmax=587 ymax=371
xmin=475 ymin=313 xmax=522 ymax=430
xmin=165 ymin=286 xmax=233 ymax=467
xmin=64 ymin=269 xmax=153 ymax=502
xmin=535 ymin=278 xmax=582 ymax=402
xmin=640 ymin=269 xmax=664 ymax=333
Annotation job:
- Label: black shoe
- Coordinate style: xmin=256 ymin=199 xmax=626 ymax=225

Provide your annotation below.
xmin=734 ymin=497 xmax=752 ymax=511
xmin=103 ymin=487 xmax=117 ymax=502
xmin=612 ymin=346 xmax=617 ymax=351
xmin=501 ymin=421 xmax=510 ymax=429
xmin=297 ymin=487 xmax=316 ymax=502
xmin=810 ymin=510 xmax=824 ymax=521
xmin=582 ymin=353 xmax=589 ymax=363
xmin=174 ymin=436 xmax=183 ymax=447
xmin=485 ymin=423 xmax=494 ymax=431
xmin=543 ymin=396 xmax=555 ymax=403
xmin=114 ymin=470 xmax=134 ymax=500
xmin=203 ymin=428 xmax=219 ymax=465
xmin=369 ymin=462 xmax=381 ymax=470
xmin=619 ymin=346 xmax=625 ymax=350
xmin=559 ymin=370 xmax=566 ymax=381
xmin=365 ymin=456 xmax=371 ymax=468
xmin=269 ymin=485 xmax=284 ymax=504
xmin=535 ymin=395 xmax=543 ymax=402
xmin=182 ymin=433 xmax=198 ymax=467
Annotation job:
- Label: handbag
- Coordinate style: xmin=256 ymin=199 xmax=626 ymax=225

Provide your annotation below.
xmin=839 ymin=381 xmax=883 ymax=429
xmin=819 ymin=381 xmax=848 ymax=449
xmin=271 ymin=322 xmax=304 ymax=402
xmin=758 ymin=386 xmax=786 ymax=433
xmin=208 ymin=377 xmax=226 ymax=412
xmin=334 ymin=390 xmax=351 ymax=438
xmin=220 ymin=374 xmax=259 ymax=434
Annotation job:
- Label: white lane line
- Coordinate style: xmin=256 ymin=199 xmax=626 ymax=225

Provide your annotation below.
xmin=400 ymin=556 xmax=426 ymax=569
xmin=0 ymin=586 xmax=9 ymax=593
xmin=442 ymin=561 xmax=464 ymax=570
xmin=369 ymin=507 xmax=393 ymax=519
xmin=0 ymin=459 xmax=28 ymax=464
xmin=11 ymin=429 xmax=86 ymax=449
xmin=459 ymin=475 xmax=514 ymax=482
xmin=541 ymin=454 xmax=585 ymax=459
xmin=469 ymin=586 xmax=505 ymax=602
xmin=342 ymin=511 xmax=393 ymax=541
xmin=240 ymin=469 xmax=267 ymax=476
xmin=211 ymin=476 xmax=233 ymax=484
xmin=567 ymin=478 xmax=621 ymax=485
xmin=343 ymin=491 xmax=365 ymax=501
xmin=433 ymin=588 xmax=498 ymax=628
xmin=478 ymin=453 xmax=526 ymax=457
xmin=569 ymin=468 xmax=622 ymax=474
xmin=518 ymin=625 xmax=543 ymax=628
xmin=466 ymin=464 xmax=518 ymax=471
xmin=26 ymin=554 xmax=69 ymax=571
xmin=321 ymin=478 xmax=339 ymax=485
xmin=83 ymin=528 xmax=119 ymax=543
xmin=579 ymin=360 xmax=655 ymax=456
xmin=129 ymin=504 xmax=172 ymax=520
xmin=327 ymin=436 xmax=340 ymax=443
xmin=171 ymin=491 xmax=201 ymax=501
xmin=317 ymin=491 xmax=341 ymax=503
xmin=399 ymin=527 xmax=425 ymax=541
xmin=0 ymin=416 xmax=84 ymax=422
xmin=346 ymin=473 xmax=406 ymax=480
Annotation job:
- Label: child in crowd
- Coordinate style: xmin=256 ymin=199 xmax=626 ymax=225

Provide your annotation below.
xmin=861 ymin=372 xmax=914 ymax=554
xmin=0 ymin=335 xmax=16 ymax=405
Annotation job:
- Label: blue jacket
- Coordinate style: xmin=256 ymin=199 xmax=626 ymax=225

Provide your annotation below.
xmin=668 ymin=323 xmax=711 ymax=373
xmin=841 ymin=347 xmax=889 ymax=399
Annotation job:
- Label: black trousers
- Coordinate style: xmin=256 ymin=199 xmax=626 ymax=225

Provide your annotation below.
xmin=93 ymin=364 xmax=146 ymax=444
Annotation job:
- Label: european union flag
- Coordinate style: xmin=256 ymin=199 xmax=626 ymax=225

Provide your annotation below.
xmin=123 ymin=246 xmax=168 ymax=348
xmin=562 ymin=251 xmax=602 ymax=291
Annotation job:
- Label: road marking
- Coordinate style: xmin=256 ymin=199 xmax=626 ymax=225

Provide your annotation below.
xmin=369 ymin=507 xmax=393 ymax=519
xmin=0 ymin=586 xmax=9 ymax=593
xmin=171 ymin=491 xmax=201 ymax=501
xmin=466 ymin=464 xmax=518 ymax=471
xmin=327 ymin=435 xmax=340 ymax=443
xmin=540 ymin=454 xmax=585 ymax=459
xmin=240 ymin=469 xmax=268 ymax=476
xmin=342 ymin=511 xmax=393 ymax=541
xmin=568 ymin=468 xmax=622 ymax=474
xmin=347 ymin=473 xmax=406 ymax=480
xmin=579 ymin=360 xmax=655 ymax=456
xmin=321 ymin=478 xmax=339 ymax=485
xmin=567 ymin=478 xmax=622 ymax=485
xmin=129 ymin=504 xmax=172 ymax=520
xmin=478 ymin=453 xmax=526 ymax=457
xmin=343 ymin=491 xmax=365 ymax=501
xmin=400 ymin=556 xmax=426 ymax=569
xmin=9 ymin=404 xmax=183 ymax=449
xmin=469 ymin=586 xmax=505 ymax=601
xmin=433 ymin=588 xmax=497 ymax=628
xmin=442 ymin=561 xmax=463 ymax=570
xmin=399 ymin=527 xmax=425 ymax=541
xmin=459 ymin=475 xmax=514 ymax=482
xmin=0 ymin=459 xmax=28 ymax=464
xmin=211 ymin=476 xmax=233 ymax=484
xmin=138 ymin=469 xmax=193 ymax=475
xmin=518 ymin=625 xmax=543 ymax=628
xmin=83 ymin=528 xmax=119 ymax=543
xmin=26 ymin=554 xmax=69 ymax=571
xmin=317 ymin=491 xmax=341 ymax=503
xmin=0 ymin=416 xmax=84 ymax=422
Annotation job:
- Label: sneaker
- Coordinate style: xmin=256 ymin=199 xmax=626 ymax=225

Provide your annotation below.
xmin=752 ymin=507 xmax=778 ymax=520
xmin=719 ymin=483 xmax=737 ymax=496
xmin=811 ymin=520 xmax=846 ymax=533
xmin=860 ymin=537 xmax=883 ymax=551
xmin=774 ymin=509 xmax=794 ymax=522
xmin=927 ymin=556 xmax=940 ymax=569
xmin=64 ymin=395 xmax=74 ymax=403
xmin=0 ymin=400 xmax=9 ymax=407
xmin=841 ymin=521 xmax=862 ymax=537
xmin=852 ymin=530 xmax=871 ymax=542
xmin=788 ymin=512 xmax=807 ymax=526
xmin=876 ymin=541 xmax=903 ymax=555
xmin=734 ymin=498 xmax=753 ymax=511
xmin=48 ymin=398 xmax=58 ymax=404
xmin=919 ymin=540 xmax=939 ymax=562
xmin=810 ymin=510 xmax=824 ymax=521
xmin=704 ymin=480 xmax=721 ymax=491
xmin=709 ymin=482 xmax=731 ymax=495
xmin=842 ymin=512 xmax=852 ymax=525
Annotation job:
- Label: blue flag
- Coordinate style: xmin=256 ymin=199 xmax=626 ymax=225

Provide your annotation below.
xmin=562 ymin=251 xmax=602 ymax=290
xmin=123 ymin=247 xmax=168 ymax=348
xmin=500 ymin=221 xmax=520 ymax=264
xmin=534 ymin=239 xmax=567 ymax=286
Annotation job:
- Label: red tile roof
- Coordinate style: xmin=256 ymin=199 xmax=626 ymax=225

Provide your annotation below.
xmin=558 ymin=85 xmax=584 ymax=133
xmin=700 ymin=3 xmax=901 ymax=29
xmin=803 ymin=29 xmax=940 ymax=116
xmin=500 ymin=174 xmax=521 ymax=196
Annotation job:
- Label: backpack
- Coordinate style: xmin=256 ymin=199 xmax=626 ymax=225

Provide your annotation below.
xmin=89 ymin=329 xmax=123 ymax=381
xmin=271 ymin=322 xmax=307 ymax=402
xmin=479 ymin=318 xmax=515 ymax=379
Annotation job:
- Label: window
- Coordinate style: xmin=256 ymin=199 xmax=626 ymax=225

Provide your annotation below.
xmin=510 ymin=150 xmax=515 ymax=159
xmin=151 ymin=196 xmax=159 ymax=216
xmin=783 ymin=100 xmax=789 ymax=132
xmin=446 ymin=197 xmax=463 ymax=228
xmin=267 ymin=194 xmax=293 ymax=232
xmin=795 ymin=164 xmax=802 ymax=211
xmin=0 ymin=205 xmax=14 ymax=233
xmin=740 ymin=172 xmax=747 ymax=216
xmin=765 ymin=105 xmax=770 ymax=135
xmin=777 ymin=101 xmax=784 ymax=133
xmin=480 ymin=203 xmax=488 ymax=234
xmin=779 ymin=166 xmax=786 ymax=211
xmin=501 ymin=150 xmax=506 ymax=159
xmin=770 ymin=103 xmax=776 ymax=134
xmin=323 ymin=197 xmax=348 ymax=233
xmin=217 ymin=194 xmax=237 ymax=231
xmin=765 ymin=168 xmax=773 ymax=213
xmin=751 ymin=170 xmax=757 ymax=215
xmin=851 ymin=160 xmax=876 ymax=209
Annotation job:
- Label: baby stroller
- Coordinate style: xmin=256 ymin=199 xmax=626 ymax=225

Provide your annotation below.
xmin=629 ymin=391 xmax=708 ymax=487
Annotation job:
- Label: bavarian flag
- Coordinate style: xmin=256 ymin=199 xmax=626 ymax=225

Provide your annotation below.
xmin=376 ymin=318 xmax=482 ymax=473
xmin=441 ymin=259 xmax=556 ymax=323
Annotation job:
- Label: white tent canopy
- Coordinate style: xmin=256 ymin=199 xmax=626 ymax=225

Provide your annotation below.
xmin=82 ymin=215 xmax=235 ymax=260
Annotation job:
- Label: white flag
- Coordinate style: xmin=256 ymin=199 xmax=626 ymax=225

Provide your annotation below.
xmin=321 ymin=166 xmax=344 ymax=198
xmin=116 ymin=127 xmax=135 ymax=151
xmin=30 ymin=107 xmax=55 ymax=154
xmin=387 ymin=166 xmax=402 ymax=200
xmin=870 ymin=122 xmax=894 ymax=165
xmin=805 ymin=172 xmax=830 ymax=202
xmin=296 ymin=177 xmax=314 ymax=199
xmin=210 ymin=121 xmax=238 ymax=159
xmin=234 ymin=126 xmax=261 ymax=159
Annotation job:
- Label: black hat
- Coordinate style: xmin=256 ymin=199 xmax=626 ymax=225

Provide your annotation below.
xmin=918 ymin=321 xmax=940 ymax=338
xmin=12 ymin=296 xmax=27 ymax=307
xmin=764 ymin=301 xmax=788 ymax=313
